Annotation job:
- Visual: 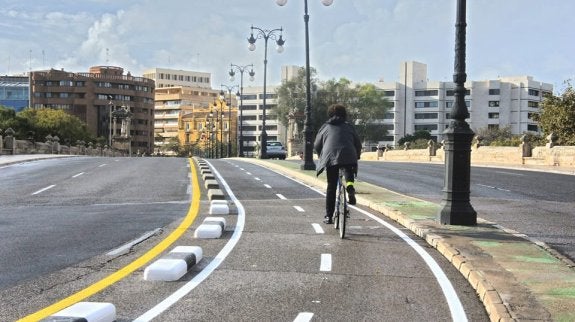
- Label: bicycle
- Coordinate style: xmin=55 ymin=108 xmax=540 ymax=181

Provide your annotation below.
xmin=333 ymin=168 xmax=349 ymax=239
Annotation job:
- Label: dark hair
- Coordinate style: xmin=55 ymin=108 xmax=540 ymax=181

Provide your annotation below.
xmin=327 ymin=104 xmax=347 ymax=119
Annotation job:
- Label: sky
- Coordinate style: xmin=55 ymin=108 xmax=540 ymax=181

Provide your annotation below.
xmin=1 ymin=0 xmax=574 ymax=93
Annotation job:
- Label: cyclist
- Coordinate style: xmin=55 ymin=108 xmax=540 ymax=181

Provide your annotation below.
xmin=314 ymin=104 xmax=362 ymax=224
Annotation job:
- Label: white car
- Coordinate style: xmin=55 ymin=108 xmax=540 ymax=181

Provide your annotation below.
xmin=266 ymin=141 xmax=287 ymax=160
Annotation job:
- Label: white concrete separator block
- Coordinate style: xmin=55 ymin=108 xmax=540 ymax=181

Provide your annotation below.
xmin=170 ymin=246 xmax=203 ymax=268
xmin=208 ymin=189 xmax=225 ymax=200
xmin=209 ymin=202 xmax=229 ymax=215
xmin=143 ymin=258 xmax=188 ymax=281
xmin=47 ymin=302 xmax=116 ymax=322
xmin=211 ymin=200 xmax=228 ymax=205
xmin=194 ymin=224 xmax=223 ymax=239
xmin=203 ymin=217 xmax=226 ymax=230
xmin=204 ymin=179 xmax=219 ymax=189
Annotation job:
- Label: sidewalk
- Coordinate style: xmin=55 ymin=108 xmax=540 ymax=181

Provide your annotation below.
xmin=243 ymin=158 xmax=575 ymax=322
xmin=0 ymin=154 xmax=74 ymax=167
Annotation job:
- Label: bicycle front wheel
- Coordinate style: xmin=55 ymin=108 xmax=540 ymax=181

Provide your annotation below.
xmin=339 ymin=191 xmax=347 ymax=239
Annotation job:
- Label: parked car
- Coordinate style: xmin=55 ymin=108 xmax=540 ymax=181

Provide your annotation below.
xmin=266 ymin=141 xmax=287 ymax=160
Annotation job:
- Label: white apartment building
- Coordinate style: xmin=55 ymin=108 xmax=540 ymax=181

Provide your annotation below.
xmin=143 ymin=67 xmax=211 ymax=89
xmin=375 ymin=61 xmax=553 ymax=146
xmin=239 ymin=66 xmax=298 ymax=157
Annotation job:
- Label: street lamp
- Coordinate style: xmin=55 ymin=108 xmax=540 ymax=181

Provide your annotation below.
xmin=220 ymin=84 xmax=240 ymax=157
xmin=247 ymin=25 xmax=285 ymax=159
xmin=277 ymin=0 xmax=333 ymax=170
xmin=229 ymin=64 xmax=255 ymax=157
xmin=438 ymin=0 xmax=477 ymax=225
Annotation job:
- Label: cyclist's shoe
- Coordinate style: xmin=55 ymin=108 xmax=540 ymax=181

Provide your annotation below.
xmin=323 ymin=216 xmax=333 ymax=224
xmin=347 ymin=186 xmax=356 ymax=205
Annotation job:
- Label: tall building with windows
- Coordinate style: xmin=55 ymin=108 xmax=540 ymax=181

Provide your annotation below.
xmin=0 ymin=76 xmax=29 ymax=111
xmin=30 ymin=66 xmax=155 ymax=153
xmin=143 ymin=68 xmax=211 ymax=89
xmin=152 ymin=86 xmax=221 ymax=154
xmin=375 ymin=61 xmax=553 ymax=146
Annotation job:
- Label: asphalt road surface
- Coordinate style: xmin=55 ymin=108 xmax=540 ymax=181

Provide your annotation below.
xmin=0 ymin=157 xmax=488 ymax=321
xmin=356 ymin=160 xmax=575 ymax=262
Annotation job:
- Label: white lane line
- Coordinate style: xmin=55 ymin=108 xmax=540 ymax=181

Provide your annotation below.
xmin=477 ymin=183 xmax=510 ymax=192
xmin=276 ymin=193 xmax=287 ymax=200
xmin=239 ymin=168 xmax=245 ymax=171
xmin=294 ymin=312 xmax=314 ymax=322
xmin=258 ymin=164 xmax=468 ymax=322
xmin=293 ymin=206 xmax=304 ymax=212
xmin=32 ymin=184 xmax=56 ymax=195
xmin=494 ymin=170 xmax=524 ymax=176
xmin=246 ymin=172 xmax=252 ymax=175
xmin=264 ymin=184 xmax=272 ymax=189
xmin=312 ymin=223 xmax=324 ymax=234
xmin=72 ymin=172 xmax=85 ymax=178
xmin=98 ymin=164 xmax=107 ymax=167
xmin=134 ymin=160 xmax=246 ymax=322
xmin=320 ymin=254 xmax=332 ymax=272
xmin=254 ymin=177 xmax=261 ymax=181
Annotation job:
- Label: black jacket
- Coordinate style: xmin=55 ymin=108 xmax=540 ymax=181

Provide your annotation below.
xmin=313 ymin=116 xmax=362 ymax=176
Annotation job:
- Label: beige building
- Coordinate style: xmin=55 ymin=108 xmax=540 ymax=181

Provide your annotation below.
xmin=30 ymin=66 xmax=155 ymax=154
xmin=143 ymin=68 xmax=211 ymax=89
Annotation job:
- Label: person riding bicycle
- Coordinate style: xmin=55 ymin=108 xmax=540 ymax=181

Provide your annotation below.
xmin=314 ymin=104 xmax=362 ymax=224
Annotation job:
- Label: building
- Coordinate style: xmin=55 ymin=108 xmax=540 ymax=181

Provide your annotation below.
xmin=30 ymin=66 xmax=155 ymax=154
xmin=143 ymin=68 xmax=211 ymax=89
xmin=152 ymin=86 xmax=222 ymax=154
xmin=178 ymin=100 xmax=238 ymax=158
xmin=0 ymin=76 xmax=29 ymax=111
xmin=375 ymin=61 xmax=553 ymax=146
xmin=239 ymin=65 xmax=299 ymax=157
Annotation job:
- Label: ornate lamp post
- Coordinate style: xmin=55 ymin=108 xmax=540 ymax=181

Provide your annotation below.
xmin=220 ymin=84 xmax=240 ymax=158
xmin=277 ymin=0 xmax=333 ymax=170
xmin=247 ymin=25 xmax=285 ymax=159
xmin=438 ymin=0 xmax=477 ymax=225
xmin=229 ymin=64 xmax=255 ymax=157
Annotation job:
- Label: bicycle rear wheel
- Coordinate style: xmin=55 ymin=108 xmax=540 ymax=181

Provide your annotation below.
xmin=339 ymin=185 xmax=347 ymax=239
xmin=333 ymin=178 xmax=342 ymax=229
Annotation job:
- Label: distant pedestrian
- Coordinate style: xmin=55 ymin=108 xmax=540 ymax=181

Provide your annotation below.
xmin=314 ymin=104 xmax=362 ymax=224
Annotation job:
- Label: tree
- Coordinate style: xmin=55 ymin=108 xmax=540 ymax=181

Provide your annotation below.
xmin=275 ymin=67 xmax=318 ymax=128
xmin=17 ymin=108 xmax=92 ymax=143
xmin=398 ymin=130 xmax=432 ymax=146
xmin=533 ymin=83 xmax=575 ymax=145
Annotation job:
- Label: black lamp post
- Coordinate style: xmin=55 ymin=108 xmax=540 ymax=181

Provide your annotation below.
xmin=229 ymin=64 xmax=255 ymax=157
xmin=220 ymin=84 xmax=240 ymax=158
xmin=247 ymin=25 xmax=285 ymax=159
xmin=277 ymin=0 xmax=333 ymax=170
xmin=438 ymin=0 xmax=477 ymax=225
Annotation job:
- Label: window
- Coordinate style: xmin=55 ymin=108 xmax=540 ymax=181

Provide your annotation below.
xmin=383 ymin=112 xmax=394 ymax=119
xmin=242 ymin=115 xmax=258 ymax=120
xmin=383 ymin=90 xmax=395 ymax=97
xmin=527 ymin=124 xmax=538 ymax=131
xmin=243 ymin=126 xmax=257 ymax=131
xmin=489 ymin=101 xmax=499 ymax=107
xmin=382 ymin=124 xmax=394 ymax=130
xmin=446 ymin=101 xmax=470 ymax=108
xmin=528 ymin=101 xmax=539 ymax=108
xmin=241 ymin=104 xmax=257 ymax=110
xmin=242 ymin=94 xmax=258 ymax=100
xmin=446 ymin=89 xmax=470 ymax=96
xmin=259 ymin=93 xmax=277 ymax=99
xmin=528 ymin=112 xmax=537 ymax=120
xmin=415 ymin=90 xmax=438 ymax=96
xmin=415 ymin=113 xmax=438 ymax=119
xmin=488 ymin=112 xmax=499 ymax=119
xmin=489 ymin=89 xmax=500 ymax=95
xmin=415 ymin=101 xmax=438 ymax=108
xmin=414 ymin=124 xmax=438 ymax=131
xmin=528 ymin=89 xmax=540 ymax=96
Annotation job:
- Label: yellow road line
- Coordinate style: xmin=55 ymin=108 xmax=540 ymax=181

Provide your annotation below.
xmin=18 ymin=158 xmax=201 ymax=321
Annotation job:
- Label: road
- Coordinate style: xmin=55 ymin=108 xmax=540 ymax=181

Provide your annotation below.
xmin=356 ymin=161 xmax=575 ymax=262
xmin=0 ymin=157 xmax=488 ymax=321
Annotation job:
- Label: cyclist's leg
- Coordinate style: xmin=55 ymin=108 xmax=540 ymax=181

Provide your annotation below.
xmin=324 ymin=165 xmax=339 ymax=223
xmin=343 ymin=164 xmax=357 ymax=205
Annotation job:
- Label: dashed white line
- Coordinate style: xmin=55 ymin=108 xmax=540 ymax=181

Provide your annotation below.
xmin=32 ymin=184 xmax=55 ymax=195
xmin=293 ymin=206 xmax=304 ymax=212
xmin=311 ymin=223 xmax=324 ymax=234
xmin=246 ymin=172 xmax=251 ymax=175
xmin=320 ymin=254 xmax=332 ymax=272
xmin=264 ymin=184 xmax=272 ymax=189
xmin=294 ymin=312 xmax=314 ymax=322
xmin=276 ymin=193 xmax=287 ymax=200
xmin=254 ymin=177 xmax=261 ymax=181
xmin=72 ymin=172 xmax=84 ymax=178
xmin=98 ymin=164 xmax=107 ymax=168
